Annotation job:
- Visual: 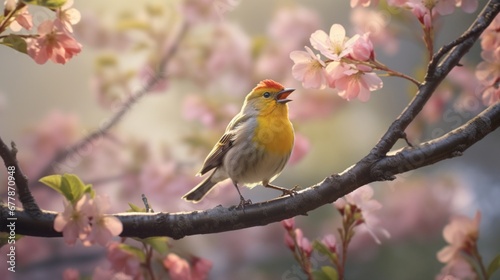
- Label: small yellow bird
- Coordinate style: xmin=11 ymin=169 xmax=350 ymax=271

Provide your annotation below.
xmin=182 ymin=79 xmax=296 ymax=206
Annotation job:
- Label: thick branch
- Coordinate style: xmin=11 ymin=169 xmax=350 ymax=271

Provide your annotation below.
xmin=3 ymin=101 xmax=499 ymax=239
xmin=369 ymin=0 xmax=499 ymax=159
xmin=1 ymin=1 xmax=499 ymax=241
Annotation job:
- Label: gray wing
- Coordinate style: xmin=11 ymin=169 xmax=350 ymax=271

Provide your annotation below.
xmin=197 ymin=112 xmax=248 ymax=175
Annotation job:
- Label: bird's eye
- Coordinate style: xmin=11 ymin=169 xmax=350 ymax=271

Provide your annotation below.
xmin=263 ymin=92 xmax=271 ymax=98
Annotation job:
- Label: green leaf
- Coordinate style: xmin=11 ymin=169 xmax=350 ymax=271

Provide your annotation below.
xmin=118 ymin=243 xmax=146 ymax=263
xmin=142 ymin=237 xmax=169 ymax=255
xmin=60 ymin=174 xmax=87 ymax=203
xmin=313 ymin=240 xmax=337 ymax=264
xmin=22 ymin=0 xmax=67 ymax=9
xmin=39 ymin=175 xmax=63 ymax=194
xmin=1 ymin=34 xmax=28 ymax=54
xmin=487 ymin=254 xmax=500 ymax=278
xmin=312 ymin=266 xmax=339 ymax=280
xmin=127 ymin=203 xmax=146 ymax=213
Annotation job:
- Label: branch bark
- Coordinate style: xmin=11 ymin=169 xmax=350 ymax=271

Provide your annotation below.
xmin=1 ymin=0 xmax=499 ymax=240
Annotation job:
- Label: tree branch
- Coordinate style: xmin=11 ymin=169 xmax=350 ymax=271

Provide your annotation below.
xmin=369 ymin=0 xmax=499 ymax=159
xmin=0 ymin=139 xmax=40 ymax=215
xmin=1 ymin=1 xmax=499 ymax=241
xmin=3 ymin=100 xmax=499 ymax=239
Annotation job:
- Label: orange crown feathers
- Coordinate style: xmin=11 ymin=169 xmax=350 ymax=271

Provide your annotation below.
xmin=254 ymin=79 xmax=284 ymax=91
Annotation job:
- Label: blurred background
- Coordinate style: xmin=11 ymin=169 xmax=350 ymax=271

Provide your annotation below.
xmin=0 ymin=0 xmax=499 ymax=279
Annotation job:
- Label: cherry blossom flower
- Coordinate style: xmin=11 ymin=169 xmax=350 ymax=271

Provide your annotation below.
xmin=310 ymin=24 xmax=359 ymax=61
xmin=321 ymin=234 xmax=337 ymax=253
xmin=480 ymin=14 xmax=500 ymax=51
xmin=62 ymin=268 xmax=80 ymax=280
xmin=163 ymin=253 xmax=191 ymax=280
xmin=294 ymin=228 xmax=313 ymax=257
xmin=281 ymin=218 xmax=295 ymax=230
xmin=85 ymin=195 xmax=123 ymax=246
xmin=6 ymin=1 xmax=32 ymax=32
xmin=437 ymin=211 xmax=481 ymax=263
xmin=406 ymin=1 xmax=432 ymax=28
xmin=284 ymin=231 xmax=295 ymax=251
xmin=334 ymin=185 xmax=390 ymax=243
xmin=27 ymin=20 xmax=82 ymax=64
xmin=436 ymin=257 xmax=476 ymax=280
xmin=54 ymin=194 xmax=93 ymax=246
xmin=327 ymin=63 xmax=383 ymax=102
xmin=349 ymin=33 xmax=374 ymax=61
xmin=56 ymin=0 xmax=81 ymax=32
xmin=290 ymin=46 xmax=327 ymax=89
xmin=107 ymin=242 xmax=143 ymax=278
xmin=434 ymin=0 xmax=457 ymax=16
xmin=191 ymin=257 xmax=213 ymax=280
xmin=476 ymin=51 xmax=500 ymax=105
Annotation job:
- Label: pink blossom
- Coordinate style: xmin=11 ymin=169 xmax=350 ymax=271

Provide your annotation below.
xmin=349 ymin=33 xmax=374 ymax=61
xmin=310 ymin=24 xmax=359 ymax=61
xmin=406 ymin=1 xmax=432 ymax=28
xmin=290 ymin=46 xmax=327 ymax=89
xmin=163 ymin=253 xmax=192 ymax=280
xmin=54 ymin=194 xmax=93 ymax=246
xmin=294 ymin=228 xmax=312 ymax=257
xmin=327 ymin=63 xmax=383 ymax=102
xmin=107 ymin=242 xmax=142 ymax=278
xmin=56 ymin=0 xmax=81 ymax=32
xmin=436 ymin=258 xmax=476 ymax=280
xmin=434 ymin=0 xmax=456 ymax=16
xmin=8 ymin=4 xmax=33 ymax=32
xmin=334 ymin=185 xmax=390 ymax=244
xmin=191 ymin=257 xmax=213 ymax=280
xmin=62 ymin=268 xmax=80 ymax=280
xmin=288 ymin=132 xmax=310 ymax=165
xmin=456 ymin=0 xmax=478 ymax=13
xmin=351 ymin=0 xmax=378 ymax=7
xmin=321 ymin=234 xmax=337 ymax=253
xmin=480 ymin=15 xmax=500 ymax=51
xmin=284 ymin=232 xmax=296 ymax=251
xmin=27 ymin=20 xmax=82 ymax=64
xmin=281 ymin=218 xmax=295 ymax=230
xmin=437 ymin=211 xmax=481 ymax=263
xmin=85 ymin=195 xmax=123 ymax=246
xmin=476 ymin=50 xmax=500 ymax=105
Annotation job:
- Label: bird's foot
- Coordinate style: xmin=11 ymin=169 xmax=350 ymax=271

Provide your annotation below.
xmin=236 ymin=196 xmax=252 ymax=209
xmin=265 ymin=183 xmax=299 ymax=197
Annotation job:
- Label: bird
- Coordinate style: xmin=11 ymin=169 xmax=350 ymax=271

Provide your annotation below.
xmin=182 ymin=79 xmax=296 ymax=207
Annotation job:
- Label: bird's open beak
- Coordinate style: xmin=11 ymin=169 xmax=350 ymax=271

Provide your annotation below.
xmin=276 ymin=88 xmax=295 ymax=104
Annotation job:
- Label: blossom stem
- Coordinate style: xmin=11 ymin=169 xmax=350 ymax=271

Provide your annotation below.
xmin=143 ymin=244 xmax=157 ymax=280
xmin=0 ymin=33 xmax=39 ymax=39
xmin=0 ymin=1 xmax=25 ymax=34
xmin=470 ymin=245 xmax=489 ymax=280
xmin=371 ymin=59 xmax=421 ymax=87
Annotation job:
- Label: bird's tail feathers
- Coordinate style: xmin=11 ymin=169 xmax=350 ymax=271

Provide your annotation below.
xmin=182 ymin=172 xmax=217 ymax=203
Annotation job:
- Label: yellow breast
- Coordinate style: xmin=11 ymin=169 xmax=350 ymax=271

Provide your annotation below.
xmin=253 ymin=108 xmax=294 ymax=155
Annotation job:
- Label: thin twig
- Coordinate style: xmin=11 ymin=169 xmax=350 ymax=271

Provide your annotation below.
xmin=0 ymin=138 xmax=40 ymax=214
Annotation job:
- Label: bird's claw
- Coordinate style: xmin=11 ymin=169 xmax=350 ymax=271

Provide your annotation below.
xmin=279 ymin=185 xmax=300 ymax=197
xmin=237 ymin=198 xmax=252 ymax=209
